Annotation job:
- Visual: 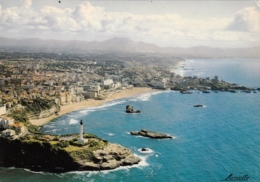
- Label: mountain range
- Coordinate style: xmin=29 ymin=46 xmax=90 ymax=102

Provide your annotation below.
xmin=0 ymin=37 xmax=259 ymax=58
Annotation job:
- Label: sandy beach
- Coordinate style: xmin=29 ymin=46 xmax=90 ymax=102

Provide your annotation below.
xmin=30 ymin=87 xmax=158 ymax=126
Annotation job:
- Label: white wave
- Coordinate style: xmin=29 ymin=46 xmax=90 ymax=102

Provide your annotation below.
xmin=161 ymin=134 xmax=176 ymax=140
xmin=69 ymin=119 xmax=78 ymax=125
xmin=130 ymin=91 xmax=164 ymax=102
xmin=107 ymin=133 xmax=115 ymax=136
xmin=44 ymin=129 xmax=59 ymax=133
xmin=24 ymin=168 xmax=46 ymax=174
xmin=74 ymin=100 xmax=126 ymax=116
xmin=138 ymin=148 xmax=154 ymax=154
xmin=42 ymin=125 xmax=56 ymax=128
xmin=101 ymin=154 xmax=149 ymax=174
xmin=97 ymin=100 xmax=126 ymax=109
xmin=23 ymin=168 xmax=50 ymax=175
xmin=66 ymin=170 xmax=100 ymax=178
xmin=79 ymin=109 xmax=96 ymax=114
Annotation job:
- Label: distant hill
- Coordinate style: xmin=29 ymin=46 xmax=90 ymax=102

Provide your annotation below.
xmin=0 ymin=37 xmax=259 ymax=58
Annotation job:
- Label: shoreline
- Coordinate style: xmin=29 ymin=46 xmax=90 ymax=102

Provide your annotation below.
xmin=29 ymin=87 xmax=159 ymax=126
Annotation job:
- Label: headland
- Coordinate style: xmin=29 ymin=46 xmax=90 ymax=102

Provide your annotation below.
xmin=0 ymin=133 xmax=140 ymax=172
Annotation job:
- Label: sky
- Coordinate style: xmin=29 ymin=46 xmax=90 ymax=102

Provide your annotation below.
xmin=0 ymin=0 xmax=259 ymax=48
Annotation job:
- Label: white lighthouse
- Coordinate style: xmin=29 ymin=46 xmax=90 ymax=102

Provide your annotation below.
xmin=78 ymin=119 xmax=87 ymax=144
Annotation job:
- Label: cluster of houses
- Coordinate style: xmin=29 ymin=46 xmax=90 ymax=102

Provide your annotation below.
xmin=0 ymin=116 xmax=26 ymax=139
xmin=0 ymin=59 xmax=173 ymax=111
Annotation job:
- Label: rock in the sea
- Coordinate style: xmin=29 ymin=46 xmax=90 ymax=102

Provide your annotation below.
xmin=126 ymin=105 xmax=141 ymax=113
xmin=141 ymin=148 xmax=149 ymax=151
xmin=202 ymin=90 xmax=210 ymax=93
xmin=130 ymin=129 xmax=172 ymax=139
xmin=193 ymin=105 xmax=203 ymax=107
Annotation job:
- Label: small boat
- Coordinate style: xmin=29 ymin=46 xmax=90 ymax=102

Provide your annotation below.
xmin=202 ymin=90 xmax=210 ymax=93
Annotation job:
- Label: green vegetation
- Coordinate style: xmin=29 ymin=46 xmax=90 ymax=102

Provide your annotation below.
xmin=22 ymin=98 xmax=57 ymax=113
xmin=8 ymin=98 xmax=59 ymax=122
xmin=8 ymin=108 xmax=29 ymax=123
xmin=25 ymin=124 xmax=40 ymax=134
xmin=55 ymin=140 xmax=69 ymax=148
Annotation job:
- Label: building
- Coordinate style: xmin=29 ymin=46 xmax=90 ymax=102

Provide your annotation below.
xmin=102 ymin=79 xmax=114 ymax=89
xmin=1 ymin=129 xmax=15 ymax=137
xmin=59 ymin=92 xmax=72 ymax=105
xmin=0 ymin=117 xmax=14 ymax=129
xmin=81 ymin=91 xmax=97 ymax=99
xmin=0 ymin=104 xmax=6 ymax=116
xmin=150 ymin=77 xmax=167 ymax=89
xmin=78 ymin=120 xmax=87 ymax=144
xmin=8 ymin=122 xmax=26 ymax=133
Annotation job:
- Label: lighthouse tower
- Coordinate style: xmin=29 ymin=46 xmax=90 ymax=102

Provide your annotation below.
xmin=78 ymin=119 xmax=87 ymax=144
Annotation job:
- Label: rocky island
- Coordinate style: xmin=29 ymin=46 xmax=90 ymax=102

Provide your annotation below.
xmin=126 ymin=105 xmax=141 ymax=113
xmin=131 ymin=129 xmax=172 ymax=139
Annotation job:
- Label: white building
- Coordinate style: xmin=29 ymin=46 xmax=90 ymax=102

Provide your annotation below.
xmin=150 ymin=77 xmax=167 ymax=89
xmin=114 ymin=82 xmax=122 ymax=89
xmin=0 ymin=104 xmax=6 ymax=116
xmin=78 ymin=120 xmax=88 ymax=144
xmin=0 ymin=117 xmax=14 ymax=129
xmin=103 ymin=79 xmax=114 ymax=86
xmin=132 ymin=77 xmax=143 ymax=85
xmin=1 ymin=129 xmax=15 ymax=137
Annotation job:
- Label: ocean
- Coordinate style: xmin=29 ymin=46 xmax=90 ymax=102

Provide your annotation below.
xmin=1 ymin=58 xmax=259 ymax=182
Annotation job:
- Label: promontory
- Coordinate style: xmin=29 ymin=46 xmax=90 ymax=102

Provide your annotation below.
xmin=0 ymin=133 xmax=141 ymax=172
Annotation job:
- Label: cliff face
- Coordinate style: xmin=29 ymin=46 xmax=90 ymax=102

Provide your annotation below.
xmin=0 ymin=134 xmax=140 ymax=172
xmin=28 ymin=105 xmax=59 ymax=119
xmin=38 ymin=106 xmax=58 ymax=118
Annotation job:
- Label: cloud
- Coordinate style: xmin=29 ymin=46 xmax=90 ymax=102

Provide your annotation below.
xmin=226 ymin=7 xmax=260 ymax=32
xmin=21 ymin=0 xmax=32 ymax=8
xmin=0 ymin=4 xmax=2 ymax=20
xmin=0 ymin=1 xmax=259 ymax=47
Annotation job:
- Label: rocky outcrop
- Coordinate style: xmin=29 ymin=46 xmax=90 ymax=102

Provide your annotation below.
xmin=84 ymin=143 xmax=141 ymax=170
xmin=141 ymin=148 xmax=149 ymax=151
xmin=193 ymin=105 xmax=203 ymax=107
xmin=126 ymin=105 xmax=141 ymax=113
xmin=131 ymin=129 xmax=172 ymax=139
xmin=181 ymin=90 xmax=193 ymax=94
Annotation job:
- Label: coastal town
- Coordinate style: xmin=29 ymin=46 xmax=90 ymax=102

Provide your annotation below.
xmin=0 ymin=53 xmax=259 ymax=137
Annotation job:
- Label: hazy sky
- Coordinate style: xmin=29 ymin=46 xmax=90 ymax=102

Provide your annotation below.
xmin=0 ymin=0 xmax=259 ymax=48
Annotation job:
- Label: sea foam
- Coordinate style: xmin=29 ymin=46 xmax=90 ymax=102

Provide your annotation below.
xmin=69 ymin=119 xmax=78 ymax=125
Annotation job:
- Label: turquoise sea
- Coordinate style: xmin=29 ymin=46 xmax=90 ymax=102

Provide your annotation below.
xmin=1 ymin=59 xmax=260 ymax=182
